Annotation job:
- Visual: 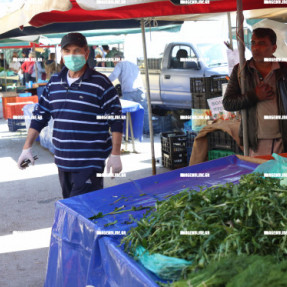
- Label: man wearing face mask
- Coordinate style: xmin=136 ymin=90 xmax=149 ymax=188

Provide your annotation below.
xmin=17 ymin=33 xmax=123 ymax=198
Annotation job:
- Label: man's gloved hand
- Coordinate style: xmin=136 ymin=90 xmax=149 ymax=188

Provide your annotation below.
xmin=106 ymin=154 xmax=122 ymax=174
xmin=17 ymin=148 xmax=35 ymax=169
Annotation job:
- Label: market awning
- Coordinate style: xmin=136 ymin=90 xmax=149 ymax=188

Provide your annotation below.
xmin=42 ymin=35 xmax=125 ymax=46
xmin=0 ymin=20 xmax=183 ymax=40
xmin=0 ymin=35 xmax=55 ymax=49
xmin=0 ymin=0 xmax=286 ymax=39
xmin=44 ymin=24 xmax=182 ymax=38
xmin=15 ymin=0 xmax=287 ymax=27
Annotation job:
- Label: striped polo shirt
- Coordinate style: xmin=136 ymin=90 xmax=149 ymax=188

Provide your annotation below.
xmin=30 ymin=66 xmax=123 ymax=171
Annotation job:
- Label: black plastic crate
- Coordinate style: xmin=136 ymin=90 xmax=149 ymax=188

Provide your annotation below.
xmin=7 ymin=119 xmax=26 ymax=132
xmin=191 ymin=76 xmax=228 ymax=109
xmin=162 ymin=151 xmax=187 ymax=169
xmin=192 ymin=92 xmax=222 ymax=109
xmin=190 ymin=75 xmax=228 ymax=94
xmin=207 ymin=130 xmax=242 ymax=154
xmin=161 ymin=131 xmax=187 ymax=154
xmin=186 ymin=131 xmax=198 ymax=148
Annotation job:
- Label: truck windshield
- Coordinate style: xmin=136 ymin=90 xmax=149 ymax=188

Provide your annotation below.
xmin=197 ymin=43 xmax=228 ymax=67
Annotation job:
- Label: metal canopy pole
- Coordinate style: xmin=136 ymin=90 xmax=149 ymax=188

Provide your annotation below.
xmin=3 ymin=50 xmax=7 ymax=91
xmin=237 ymin=0 xmax=249 ymax=156
xmin=32 ymin=43 xmax=38 ymax=83
xmin=55 ymin=44 xmax=58 ymax=72
xmin=141 ymin=18 xmax=156 ymax=175
xmin=227 ymin=12 xmax=233 ymax=51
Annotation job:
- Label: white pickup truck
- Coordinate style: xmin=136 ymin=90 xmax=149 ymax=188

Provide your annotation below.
xmin=97 ymin=41 xmax=229 ymax=110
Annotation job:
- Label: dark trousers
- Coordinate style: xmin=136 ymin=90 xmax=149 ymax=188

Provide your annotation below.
xmin=24 ymin=73 xmax=36 ymax=84
xmin=58 ymin=168 xmax=104 ymax=198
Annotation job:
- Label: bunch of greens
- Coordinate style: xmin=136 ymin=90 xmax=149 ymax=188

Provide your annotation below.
xmin=121 ymin=173 xmax=287 ymax=273
xmin=170 ymin=255 xmax=287 ymax=287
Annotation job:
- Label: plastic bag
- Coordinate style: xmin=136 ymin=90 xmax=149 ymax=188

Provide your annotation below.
xmin=191 ymin=109 xmax=211 ymax=132
xmin=253 ymin=153 xmax=287 ymax=186
xmin=135 ymin=245 xmax=193 ymax=281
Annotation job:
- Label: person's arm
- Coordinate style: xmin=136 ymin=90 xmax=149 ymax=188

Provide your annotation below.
xmin=21 ymin=61 xmax=26 ymax=72
xmin=223 ymin=64 xmax=258 ymax=111
xmin=17 ymin=128 xmax=40 ymax=168
xmin=23 ymin=128 xmax=39 ymax=149
xmin=101 ymin=76 xmax=123 ymax=174
xmin=106 ymin=131 xmax=122 ymax=174
xmin=17 ymin=83 xmax=52 ymax=169
xmin=111 ymin=132 xmax=122 ymax=155
xmin=108 ymin=63 xmax=121 ymax=82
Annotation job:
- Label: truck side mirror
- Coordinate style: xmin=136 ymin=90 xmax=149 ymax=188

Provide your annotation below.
xmin=183 ymin=61 xmax=199 ymax=70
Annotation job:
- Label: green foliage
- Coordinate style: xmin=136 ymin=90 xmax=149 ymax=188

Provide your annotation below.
xmin=121 ymin=173 xmax=287 ymax=278
xmin=171 ymin=255 xmax=287 ymax=287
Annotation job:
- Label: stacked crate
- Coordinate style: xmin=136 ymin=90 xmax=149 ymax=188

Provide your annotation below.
xmin=2 ymin=95 xmax=17 ymax=119
xmin=3 ymin=95 xmax=38 ymax=119
xmin=190 ymin=75 xmax=228 ymax=109
xmin=7 ymin=118 xmax=27 ymax=132
xmin=5 ymin=95 xmax=38 ymax=132
xmin=161 ymin=132 xmax=187 ymax=169
xmin=6 ymin=102 xmax=34 ymax=131
xmin=207 ymin=130 xmax=243 ymax=160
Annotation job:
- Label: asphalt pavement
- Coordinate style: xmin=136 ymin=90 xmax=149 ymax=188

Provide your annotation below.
xmin=0 ymin=102 xmax=170 ymax=287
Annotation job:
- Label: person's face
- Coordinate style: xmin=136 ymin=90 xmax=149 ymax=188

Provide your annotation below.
xmin=113 ymin=59 xmax=120 ymax=66
xmin=61 ymin=44 xmax=89 ymax=63
xmin=251 ymin=34 xmax=277 ymax=63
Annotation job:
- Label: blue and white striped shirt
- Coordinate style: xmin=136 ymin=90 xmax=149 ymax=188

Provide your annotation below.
xmin=30 ymin=66 xmax=123 ymax=171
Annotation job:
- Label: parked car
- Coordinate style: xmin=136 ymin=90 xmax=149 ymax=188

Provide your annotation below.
xmin=98 ymin=41 xmax=234 ymax=109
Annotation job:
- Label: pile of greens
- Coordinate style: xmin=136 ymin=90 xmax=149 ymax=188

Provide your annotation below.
xmin=121 ymin=173 xmax=287 ymax=276
xmin=170 ymin=254 xmax=287 ymax=287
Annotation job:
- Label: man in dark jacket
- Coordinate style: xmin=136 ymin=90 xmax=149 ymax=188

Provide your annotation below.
xmin=223 ymin=27 xmax=287 ymax=156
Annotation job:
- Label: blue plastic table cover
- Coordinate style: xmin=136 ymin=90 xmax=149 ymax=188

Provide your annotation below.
xmin=120 ymin=99 xmax=144 ymax=141
xmin=44 ymin=155 xmax=258 ymax=287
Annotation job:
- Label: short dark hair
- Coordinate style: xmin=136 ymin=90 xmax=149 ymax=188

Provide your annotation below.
xmin=252 ymin=28 xmax=277 ymax=45
xmin=114 ymin=52 xmax=124 ymax=59
xmin=102 ymin=45 xmax=109 ymax=51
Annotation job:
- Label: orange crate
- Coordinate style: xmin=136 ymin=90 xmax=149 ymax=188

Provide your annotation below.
xmin=15 ymin=95 xmax=38 ymax=104
xmin=2 ymin=96 xmax=17 ymax=119
xmin=2 ymin=96 xmax=38 ymax=119
xmin=6 ymin=102 xmax=34 ymax=119
xmin=254 ymin=153 xmax=287 ymax=160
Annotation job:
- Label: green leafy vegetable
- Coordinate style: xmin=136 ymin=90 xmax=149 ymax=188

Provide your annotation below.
xmin=121 ymin=173 xmax=287 ymax=275
xmin=104 ymin=220 xmax=118 ymax=227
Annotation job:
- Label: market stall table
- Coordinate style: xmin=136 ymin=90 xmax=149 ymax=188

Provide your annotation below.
xmin=44 ymin=155 xmax=258 ymax=287
xmin=0 ymin=75 xmax=19 ymax=81
xmin=120 ymin=99 xmax=144 ymax=152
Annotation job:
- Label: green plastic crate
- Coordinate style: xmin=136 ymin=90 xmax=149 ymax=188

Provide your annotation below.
xmin=208 ymin=149 xmax=235 ymax=160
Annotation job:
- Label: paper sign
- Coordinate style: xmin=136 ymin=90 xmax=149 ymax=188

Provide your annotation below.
xmin=207 ymin=96 xmax=224 ymax=116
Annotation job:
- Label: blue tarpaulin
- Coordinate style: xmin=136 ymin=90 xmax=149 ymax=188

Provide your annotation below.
xmin=44 ymin=155 xmax=258 ymax=287
xmin=121 ymin=99 xmax=144 ymax=141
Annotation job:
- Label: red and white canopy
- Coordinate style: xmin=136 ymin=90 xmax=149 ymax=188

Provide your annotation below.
xmin=0 ymin=0 xmax=286 ymax=35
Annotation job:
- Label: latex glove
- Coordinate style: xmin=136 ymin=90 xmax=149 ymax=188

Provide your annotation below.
xmin=106 ymin=154 xmax=122 ymax=175
xmin=17 ymin=148 xmax=34 ymax=169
